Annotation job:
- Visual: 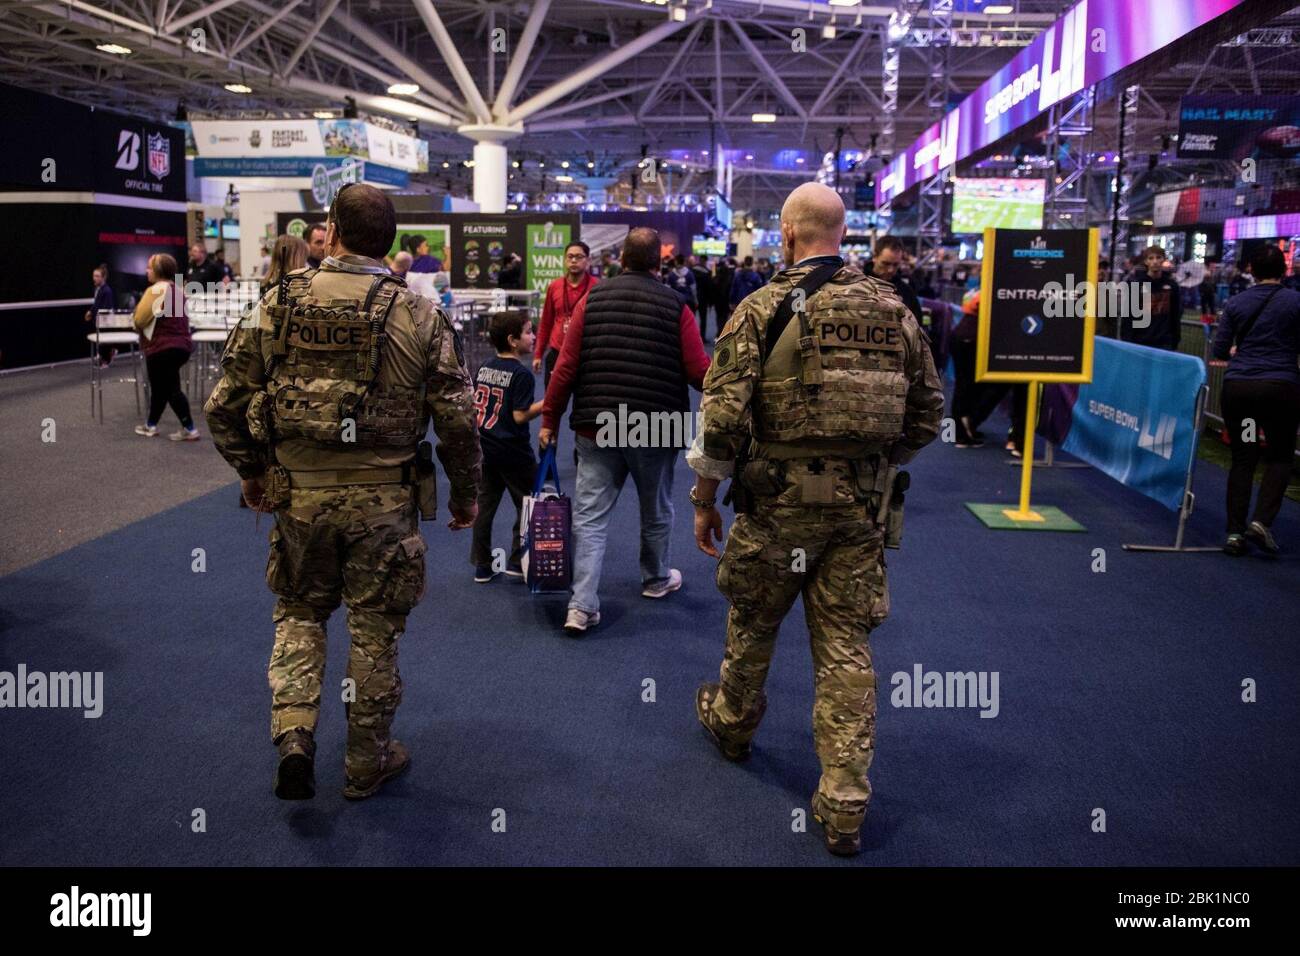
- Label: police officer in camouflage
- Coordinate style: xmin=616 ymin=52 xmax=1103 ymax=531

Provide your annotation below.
xmin=205 ymin=184 xmax=482 ymax=801
xmin=686 ymin=183 xmax=943 ymax=856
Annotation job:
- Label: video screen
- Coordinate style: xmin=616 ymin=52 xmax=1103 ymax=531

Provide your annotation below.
xmin=951 ymin=177 xmax=1045 ymax=233
xmin=692 ymin=237 xmax=727 ymax=258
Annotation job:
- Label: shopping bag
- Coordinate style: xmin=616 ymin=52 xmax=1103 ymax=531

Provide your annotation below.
xmin=520 ymin=442 xmax=572 ymax=593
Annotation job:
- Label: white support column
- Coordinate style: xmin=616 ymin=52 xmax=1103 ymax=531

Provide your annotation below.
xmin=462 ymin=125 xmax=523 ymax=213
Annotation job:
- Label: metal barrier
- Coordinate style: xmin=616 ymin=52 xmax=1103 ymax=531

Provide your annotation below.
xmin=1177 ymin=318 xmax=1226 ymax=428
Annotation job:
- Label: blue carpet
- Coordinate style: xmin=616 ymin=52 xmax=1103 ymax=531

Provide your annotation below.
xmin=2 ymin=408 xmax=1298 ymax=867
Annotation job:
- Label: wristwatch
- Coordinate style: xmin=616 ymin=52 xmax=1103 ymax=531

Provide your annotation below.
xmin=689 ymin=486 xmax=717 ymax=509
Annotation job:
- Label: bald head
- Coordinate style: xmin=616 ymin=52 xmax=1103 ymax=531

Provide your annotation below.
xmin=780 ymin=182 xmax=846 ymax=262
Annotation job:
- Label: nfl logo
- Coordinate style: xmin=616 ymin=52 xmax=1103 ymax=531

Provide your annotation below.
xmin=147 ymin=132 xmax=170 ymax=179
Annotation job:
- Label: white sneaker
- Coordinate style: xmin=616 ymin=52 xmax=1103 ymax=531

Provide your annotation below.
xmin=642 ymin=568 xmax=683 ymax=599
xmin=563 ymin=608 xmax=600 ymax=635
xmin=134 ymin=424 xmax=159 ymax=438
xmin=169 ymin=428 xmax=201 ymax=442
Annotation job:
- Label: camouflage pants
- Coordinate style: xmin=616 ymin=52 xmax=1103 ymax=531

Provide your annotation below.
xmin=713 ymin=500 xmax=889 ymax=832
xmin=266 ymin=483 xmax=427 ymax=778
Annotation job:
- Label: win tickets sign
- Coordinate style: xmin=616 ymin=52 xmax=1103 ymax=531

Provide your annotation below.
xmin=526 ymin=222 xmax=573 ymax=294
xmin=976 ymin=228 xmax=1098 ymax=384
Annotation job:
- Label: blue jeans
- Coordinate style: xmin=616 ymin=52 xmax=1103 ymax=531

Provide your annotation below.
xmin=569 ymin=433 xmax=678 ymax=614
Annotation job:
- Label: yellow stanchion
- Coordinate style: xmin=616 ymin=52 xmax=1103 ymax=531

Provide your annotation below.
xmin=1002 ymin=380 xmax=1045 ymax=523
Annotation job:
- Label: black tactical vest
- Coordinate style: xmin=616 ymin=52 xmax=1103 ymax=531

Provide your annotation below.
xmin=570 ymin=271 xmax=690 ymax=436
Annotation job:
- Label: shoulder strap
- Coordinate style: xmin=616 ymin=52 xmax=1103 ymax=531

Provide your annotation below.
xmin=1233 ymin=285 xmax=1282 ymax=349
xmin=761 ymin=262 xmax=841 ymax=363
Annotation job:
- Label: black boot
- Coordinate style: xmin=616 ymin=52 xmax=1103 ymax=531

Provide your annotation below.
xmin=274 ymin=729 xmax=316 ymax=800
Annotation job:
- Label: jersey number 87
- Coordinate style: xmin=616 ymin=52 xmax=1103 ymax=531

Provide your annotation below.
xmin=473 ymin=383 xmax=504 ymax=429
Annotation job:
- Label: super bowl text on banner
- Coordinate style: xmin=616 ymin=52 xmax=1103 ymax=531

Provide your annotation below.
xmin=1041 ymin=339 xmax=1207 ymax=512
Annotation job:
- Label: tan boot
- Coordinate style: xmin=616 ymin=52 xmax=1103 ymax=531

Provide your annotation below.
xmin=811 ymin=792 xmax=862 ymax=857
xmin=343 ymin=740 xmax=411 ymax=800
xmin=696 ymin=683 xmax=766 ymax=762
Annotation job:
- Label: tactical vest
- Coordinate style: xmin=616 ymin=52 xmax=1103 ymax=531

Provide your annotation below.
xmin=754 ymin=273 xmax=909 ymax=446
xmin=254 ymin=269 xmax=425 ymax=449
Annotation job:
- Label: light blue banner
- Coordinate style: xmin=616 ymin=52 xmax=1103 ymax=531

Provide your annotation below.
xmin=191 ymin=156 xmax=408 ymax=187
xmin=1048 ymin=338 xmax=1206 ymax=511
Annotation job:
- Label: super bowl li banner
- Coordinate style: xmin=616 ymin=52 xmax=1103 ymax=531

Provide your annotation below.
xmin=1038 ymin=339 xmax=1206 ymax=511
xmin=878 ymin=0 xmax=1257 ymax=204
xmin=976 ymin=228 xmax=1097 ymax=383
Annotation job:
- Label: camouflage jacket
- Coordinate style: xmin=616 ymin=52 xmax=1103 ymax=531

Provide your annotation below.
xmin=689 ymin=261 xmax=944 ymax=480
xmin=204 ymin=255 xmax=482 ymax=509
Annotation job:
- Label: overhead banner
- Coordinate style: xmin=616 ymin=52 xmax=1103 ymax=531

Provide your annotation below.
xmin=977 ymin=227 xmax=1097 ymax=383
xmin=878 ymin=0 xmax=1255 ymax=204
xmin=1177 ymin=94 xmax=1300 ymax=161
xmin=189 ymin=119 xmax=428 ymax=173
xmin=1038 ymin=338 xmax=1206 ymax=510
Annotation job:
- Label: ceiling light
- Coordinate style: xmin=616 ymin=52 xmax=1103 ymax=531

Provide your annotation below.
xmin=795 ymin=157 xmax=805 ymax=164
xmin=561 ymin=160 xmax=570 ymax=168
xmin=984 ymin=4 xmax=1015 ymax=13
xmin=313 ymin=110 xmax=334 ymax=119
xmin=745 ymin=153 xmax=754 ymax=160
xmin=751 ymin=113 xmax=777 ymax=123
xmin=512 ymin=160 xmax=521 ymax=168
xmin=225 ymin=83 xmax=252 ymax=94
xmin=886 ymin=11 xmax=911 ymax=41
xmin=442 ymin=161 xmax=450 ymax=168
xmin=387 ymin=83 xmax=420 ymax=96
xmin=556 ymin=175 xmax=573 ymax=183
xmin=671 ymin=5 xmax=687 ymax=21
xmin=828 ymin=0 xmax=861 ymax=6
xmin=96 ymin=43 xmax=132 ymax=55
xmin=587 ymin=161 xmax=595 ymax=169
xmin=822 ymin=22 xmax=837 ymax=39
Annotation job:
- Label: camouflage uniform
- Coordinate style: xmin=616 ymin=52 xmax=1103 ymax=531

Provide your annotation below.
xmin=205 ymin=255 xmax=481 ymax=781
xmin=688 ymin=259 xmax=944 ymax=834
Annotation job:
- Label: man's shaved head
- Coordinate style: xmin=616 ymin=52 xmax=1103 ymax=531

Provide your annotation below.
xmin=781 ymin=182 xmax=845 ymax=244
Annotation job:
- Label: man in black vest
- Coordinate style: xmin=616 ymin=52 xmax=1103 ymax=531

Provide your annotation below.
xmin=540 ymin=228 xmax=712 ymax=635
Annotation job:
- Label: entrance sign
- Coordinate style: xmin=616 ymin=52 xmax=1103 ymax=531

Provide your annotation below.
xmin=976 ymin=227 xmax=1098 ymax=384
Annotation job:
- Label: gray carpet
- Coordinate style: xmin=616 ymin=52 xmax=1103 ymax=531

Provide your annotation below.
xmin=0 ymin=360 xmax=236 ymax=576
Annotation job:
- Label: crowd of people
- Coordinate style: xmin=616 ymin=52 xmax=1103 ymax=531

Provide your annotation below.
xmin=93 ymin=208 xmax=1298 ymax=566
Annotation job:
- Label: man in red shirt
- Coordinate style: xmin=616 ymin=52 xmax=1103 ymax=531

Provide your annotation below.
xmin=539 ymin=227 xmax=710 ymax=635
xmin=534 ymin=240 xmax=597 ymax=386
